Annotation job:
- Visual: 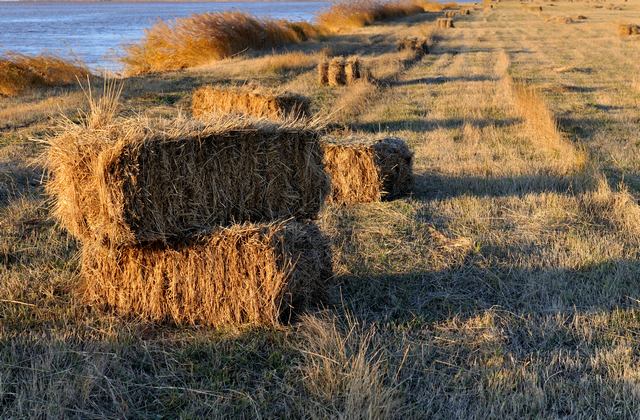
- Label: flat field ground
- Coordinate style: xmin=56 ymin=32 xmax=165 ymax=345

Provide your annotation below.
xmin=2 ymin=1 xmax=640 ymax=417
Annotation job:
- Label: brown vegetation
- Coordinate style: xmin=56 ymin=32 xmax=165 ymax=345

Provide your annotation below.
xmin=82 ymin=221 xmax=332 ymax=327
xmin=317 ymin=0 xmax=424 ymax=31
xmin=45 ymin=114 xmax=329 ymax=246
xmin=322 ymin=136 xmax=413 ymax=204
xmin=0 ymin=53 xmax=90 ymax=97
xmin=397 ymin=36 xmax=430 ymax=57
xmin=121 ymin=12 xmax=323 ymax=75
xmin=191 ymin=85 xmax=311 ymax=120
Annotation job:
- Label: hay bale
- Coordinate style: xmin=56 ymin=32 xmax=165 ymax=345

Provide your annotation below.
xmin=322 ymin=136 xmax=414 ymax=204
xmin=436 ymin=18 xmax=455 ymax=28
xmin=397 ymin=37 xmax=430 ymax=56
xmin=444 ymin=10 xmax=458 ymax=17
xmin=462 ymin=9 xmax=471 ymax=14
xmin=345 ymin=57 xmax=362 ymax=85
xmin=46 ymin=116 xmax=330 ymax=246
xmin=192 ymin=86 xmax=311 ymax=120
xmin=328 ymin=57 xmax=346 ymax=87
xmin=318 ymin=60 xmax=329 ymax=85
xmin=547 ymin=16 xmax=574 ymax=24
xmin=618 ymin=23 xmax=640 ymax=36
xmin=81 ymin=221 xmax=333 ymax=327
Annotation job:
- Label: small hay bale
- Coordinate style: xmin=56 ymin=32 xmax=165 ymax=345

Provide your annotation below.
xmin=46 ymin=116 xmax=330 ymax=246
xmin=345 ymin=57 xmax=362 ymax=85
xmin=322 ymin=136 xmax=414 ymax=204
xmin=462 ymin=9 xmax=471 ymax=14
xmin=444 ymin=10 xmax=458 ymax=17
xmin=318 ymin=60 xmax=329 ymax=85
xmin=192 ymin=86 xmax=311 ymax=120
xmin=81 ymin=221 xmax=333 ymax=327
xmin=397 ymin=37 xmax=430 ymax=56
xmin=618 ymin=23 xmax=640 ymax=36
xmin=547 ymin=16 xmax=574 ymax=24
xmin=436 ymin=18 xmax=455 ymax=28
xmin=328 ymin=57 xmax=346 ymax=87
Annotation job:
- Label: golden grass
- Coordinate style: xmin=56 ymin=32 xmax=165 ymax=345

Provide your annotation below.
xmin=0 ymin=53 xmax=90 ymax=97
xmin=317 ymin=0 xmax=425 ymax=31
xmin=121 ymin=11 xmax=323 ymax=75
xmin=507 ymin=77 xmax=587 ymax=173
xmin=191 ymin=85 xmax=311 ymax=120
xmin=45 ymin=112 xmax=329 ymax=246
xmin=322 ymin=136 xmax=413 ymax=204
xmin=82 ymin=221 xmax=332 ymax=327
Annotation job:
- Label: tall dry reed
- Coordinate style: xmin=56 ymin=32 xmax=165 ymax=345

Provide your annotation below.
xmin=121 ymin=11 xmax=323 ymax=75
xmin=0 ymin=53 xmax=90 ymax=97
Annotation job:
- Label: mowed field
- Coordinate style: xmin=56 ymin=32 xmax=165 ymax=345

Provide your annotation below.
xmin=2 ymin=1 xmax=640 ymax=417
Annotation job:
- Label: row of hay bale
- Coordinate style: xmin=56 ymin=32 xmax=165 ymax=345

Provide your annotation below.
xmin=47 ymin=86 xmax=414 ymax=328
xmin=317 ymin=56 xmax=369 ymax=87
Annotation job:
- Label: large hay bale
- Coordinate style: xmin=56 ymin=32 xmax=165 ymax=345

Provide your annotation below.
xmin=318 ymin=60 xmax=329 ymax=85
xmin=192 ymin=86 xmax=311 ymax=120
xmin=345 ymin=57 xmax=362 ymax=85
xmin=46 ymin=116 xmax=330 ymax=246
xmin=328 ymin=57 xmax=346 ymax=87
xmin=81 ymin=221 xmax=333 ymax=327
xmin=322 ymin=136 xmax=414 ymax=204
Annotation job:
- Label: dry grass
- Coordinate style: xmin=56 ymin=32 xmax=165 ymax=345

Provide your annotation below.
xmin=322 ymin=136 xmax=413 ymax=204
xmin=317 ymin=0 xmax=424 ymax=31
xmin=0 ymin=53 xmax=90 ymax=97
xmin=82 ymin=221 xmax=332 ymax=327
xmin=5 ymin=2 xmax=640 ymax=417
xmin=121 ymin=11 xmax=323 ymax=75
xmin=45 ymin=111 xmax=329 ymax=246
xmin=191 ymin=85 xmax=311 ymax=120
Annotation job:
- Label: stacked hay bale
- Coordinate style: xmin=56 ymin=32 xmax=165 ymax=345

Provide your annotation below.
xmin=328 ymin=57 xmax=346 ymax=87
xmin=192 ymin=86 xmax=310 ymax=120
xmin=319 ymin=56 xmax=369 ymax=86
xmin=436 ymin=18 xmax=455 ymax=28
xmin=618 ymin=23 xmax=640 ymax=36
xmin=444 ymin=10 xmax=458 ymax=17
xmin=397 ymin=37 xmax=430 ymax=58
xmin=322 ymin=136 xmax=414 ymax=204
xmin=46 ymin=115 xmax=333 ymax=327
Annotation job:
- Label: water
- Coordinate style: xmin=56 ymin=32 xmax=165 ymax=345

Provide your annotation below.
xmin=0 ymin=1 xmax=330 ymax=71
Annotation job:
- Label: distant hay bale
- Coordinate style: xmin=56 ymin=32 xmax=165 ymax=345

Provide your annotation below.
xmin=322 ymin=136 xmax=413 ymax=204
xmin=81 ymin=221 xmax=333 ymax=327
xmin=46 ymin=116 xmax=329 ymax=246
xmin=618 ymin=23 xmax=640 ymax=36
xmin=444 ymin=10 xmax=458 ymax=17
xmin=191 ymin=86 xmax=311 ymax=120
xmin=345 ymin=57 xmax=362 ymax=85
xmin=328 ymin=57 xmax=346 ymax=87
xmin=462 ymin=8 xmax=471 ymax=14
xmin=436 ymin=18 xmax=455 ymax=28
xmin=547 ymin=16 xmax=574 ymax=24
xmin=397 ymin=37 xmax=430 ymax=56
xmin=318 ymin=60 xmax=329 ymax=85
